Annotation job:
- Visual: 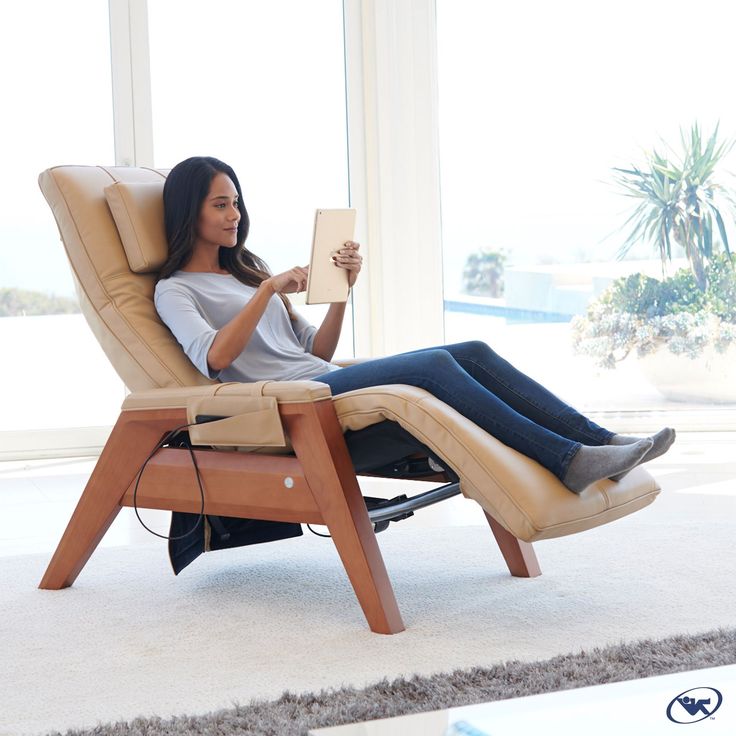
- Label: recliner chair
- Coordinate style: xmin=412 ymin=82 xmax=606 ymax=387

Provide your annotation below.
xmin=37 ymin=165 xmax=660 ymax=634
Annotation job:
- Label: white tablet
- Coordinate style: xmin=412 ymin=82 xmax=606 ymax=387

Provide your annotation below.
xmin=305 ymin=208 xmax=357 ymax=304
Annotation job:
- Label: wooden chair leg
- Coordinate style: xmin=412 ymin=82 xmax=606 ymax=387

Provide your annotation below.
xmin=484 ymin=511 xmax=542 ymax=578
xmin=39 ymin=410 xmax=181 ymax=590
xmin=282 ymin=401 xmax=405 ymax=634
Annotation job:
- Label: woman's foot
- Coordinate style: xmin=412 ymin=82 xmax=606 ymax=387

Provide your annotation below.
xmin=608 ymin=428 xmax=676 ymax=480
xmin=562 ymin=439 xmax=653 ymax=494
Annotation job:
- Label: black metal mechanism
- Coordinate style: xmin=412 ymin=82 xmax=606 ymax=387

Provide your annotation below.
xmin=341 ymin=419 xmax=463 ymax=533
xmin=364 ymin=481 xmax=461 ymax=532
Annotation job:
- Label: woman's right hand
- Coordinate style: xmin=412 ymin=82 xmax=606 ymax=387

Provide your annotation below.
xmin=266 ymin=266 xmax=309 ymax=294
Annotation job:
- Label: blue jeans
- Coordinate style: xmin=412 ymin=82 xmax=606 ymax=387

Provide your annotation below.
xmin=314 ymin=341 xmax=613 ymax=480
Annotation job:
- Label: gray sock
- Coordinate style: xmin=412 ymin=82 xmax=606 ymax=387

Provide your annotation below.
xmin=562 ymin=438 xmax=653 ymax=494
xmin=608 ymin=428 xmax=676 ymax=480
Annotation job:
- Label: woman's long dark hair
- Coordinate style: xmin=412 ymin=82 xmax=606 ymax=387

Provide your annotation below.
xmin=159 ymin=156 xmax=295 ymax=319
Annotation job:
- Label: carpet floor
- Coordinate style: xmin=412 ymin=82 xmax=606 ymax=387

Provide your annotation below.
xmin=2 ymin=479 xmax=735 ymax=736
xmin=50 ymin=627 xmax=736 ymax=735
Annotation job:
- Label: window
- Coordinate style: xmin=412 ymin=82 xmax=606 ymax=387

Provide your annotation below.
xmin=0 ymin=1 xmax=122 ymax=452
xmin=148 ymin=0 xmax=353 ymax=355
xmin=437 ymin=0 xmax=736 ymax=425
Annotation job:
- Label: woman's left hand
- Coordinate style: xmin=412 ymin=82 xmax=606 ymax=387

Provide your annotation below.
xmin=332 ymin=241 xmax=362 ymax=288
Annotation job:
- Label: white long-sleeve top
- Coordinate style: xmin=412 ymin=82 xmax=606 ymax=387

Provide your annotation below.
xmin=154 ymin=271 xmax=340 ymax=383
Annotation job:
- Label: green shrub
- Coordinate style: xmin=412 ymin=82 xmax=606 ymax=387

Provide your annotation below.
xmin=601 ymin=253 xmax=736 ymax=322
xmin=0 ymin=288 xmax=80 ymax=317
xmin=602 ymin=270 xmax=706 ymax=319
xmin=462 ymin=249 xmax=506 ymax=297
xmin=572 ymin=254 xmax=736 ymax=366
xmin=706 ymin=254 xmax=736 ymax=322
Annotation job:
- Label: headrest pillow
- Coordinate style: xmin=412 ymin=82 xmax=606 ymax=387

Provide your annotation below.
xmin=104 ymin=180 xmax=168 ymax=273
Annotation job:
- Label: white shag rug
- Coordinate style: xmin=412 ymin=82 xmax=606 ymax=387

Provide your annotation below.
xmin=1 ymin=488 xmax=734 ymax=735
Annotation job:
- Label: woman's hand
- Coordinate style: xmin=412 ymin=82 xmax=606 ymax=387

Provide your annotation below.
xmin=266 ymin=266 xmax=309 ymax=294
xmin=332 ymin=241 xmax=362 ymax=287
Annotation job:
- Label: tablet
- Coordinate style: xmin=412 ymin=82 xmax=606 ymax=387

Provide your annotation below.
xmin=305 ymin=208 xmax=357 ymax=304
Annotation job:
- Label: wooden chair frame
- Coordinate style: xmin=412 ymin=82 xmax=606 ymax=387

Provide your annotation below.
xmin=39 ymin=396 xmax=540 ymax=634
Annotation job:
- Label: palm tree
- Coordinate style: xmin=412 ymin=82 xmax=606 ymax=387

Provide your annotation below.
xmin=613 ymin=124 xmax=735 ymax=290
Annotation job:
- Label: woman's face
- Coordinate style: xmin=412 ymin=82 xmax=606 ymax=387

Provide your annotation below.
xmin=195 ymin=172 xmax=240 ymax=250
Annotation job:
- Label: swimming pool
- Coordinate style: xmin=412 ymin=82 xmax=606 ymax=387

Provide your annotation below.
xmin=443 ymin=300 xmax=573 ymax=324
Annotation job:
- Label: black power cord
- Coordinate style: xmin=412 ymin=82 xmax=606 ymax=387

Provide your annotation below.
xmin=132 ymin=422 xmax=205 ymax=541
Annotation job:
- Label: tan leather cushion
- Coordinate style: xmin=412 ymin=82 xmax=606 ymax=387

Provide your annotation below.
xmin=122 ymin=382 xmax=660 ymax=543
xmin=104 ymin=180 xmax=167 ymax=273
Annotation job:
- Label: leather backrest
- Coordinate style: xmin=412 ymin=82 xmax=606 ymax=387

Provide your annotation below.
xmin=38 ymin=165 xmax=215 ymax=391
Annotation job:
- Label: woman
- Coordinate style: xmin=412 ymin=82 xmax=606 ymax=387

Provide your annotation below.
xmin=155 ymin=156 xmax=675 ymax=494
